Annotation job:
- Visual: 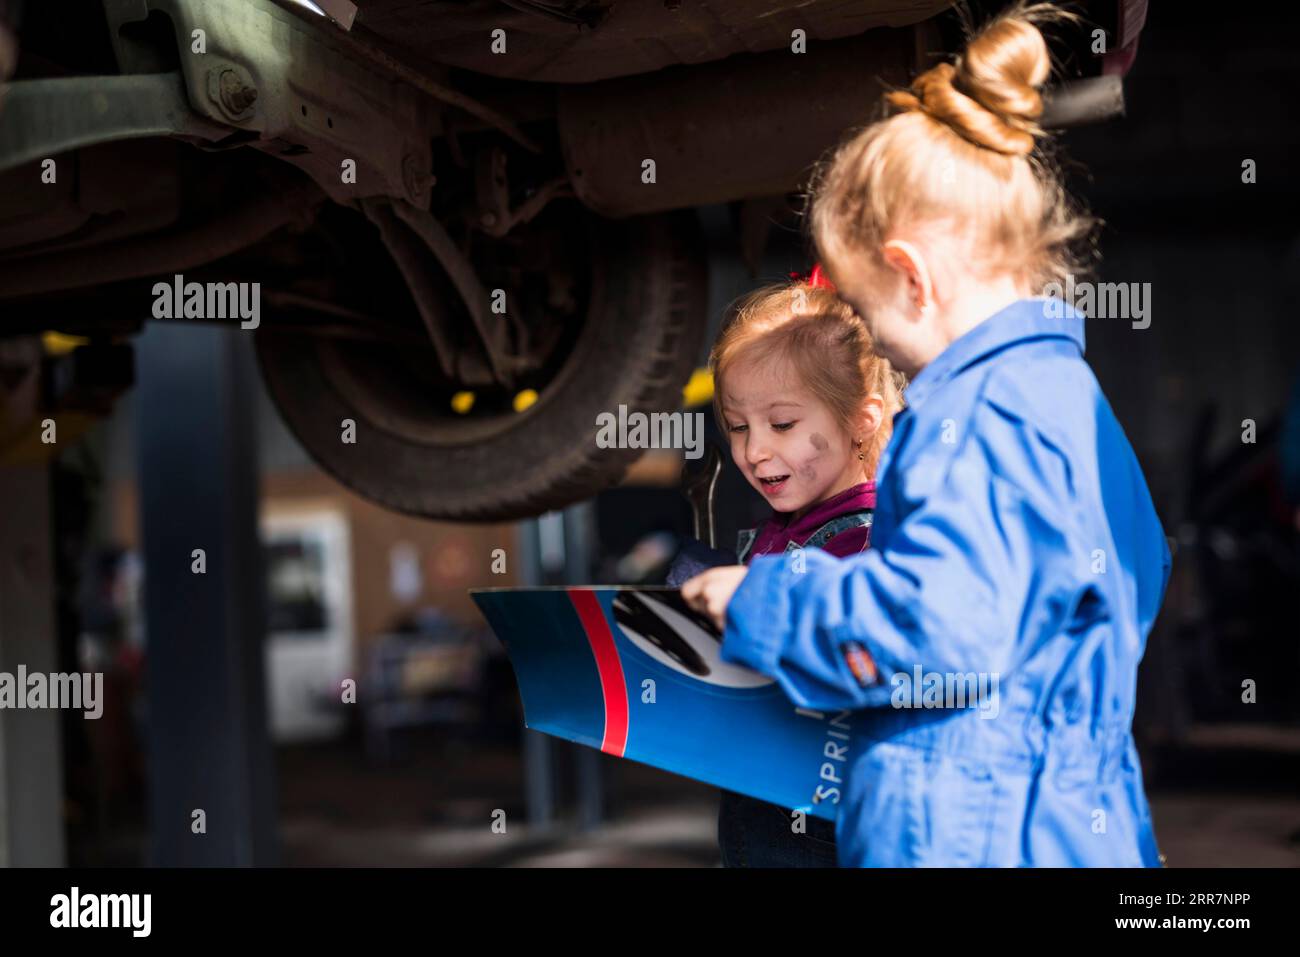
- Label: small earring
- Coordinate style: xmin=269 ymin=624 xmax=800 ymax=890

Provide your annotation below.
xmin=856 ymin=439 xmax=865 ymax=462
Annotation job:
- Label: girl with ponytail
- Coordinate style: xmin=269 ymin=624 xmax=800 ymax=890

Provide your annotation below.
xmin=685 ymin=3 xmax=1170 ymax=867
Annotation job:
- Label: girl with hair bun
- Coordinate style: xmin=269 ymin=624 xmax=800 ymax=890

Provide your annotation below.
xmin=684 ymin=3 xmax=1170 ymax=867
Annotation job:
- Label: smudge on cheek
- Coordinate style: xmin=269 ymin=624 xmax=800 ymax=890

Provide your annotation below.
xmin=795 ymin=434 xmax=830 ymax=482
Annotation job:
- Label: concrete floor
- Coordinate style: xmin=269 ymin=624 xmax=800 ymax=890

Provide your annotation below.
xmin=275 ymin=724 xmax=1300 ymax=868
xmin=277 ymin=729 xmax=723 ymax=867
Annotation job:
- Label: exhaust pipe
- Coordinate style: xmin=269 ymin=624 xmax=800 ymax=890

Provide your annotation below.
xmin=557 ymin=28 xmax=918 ymax=218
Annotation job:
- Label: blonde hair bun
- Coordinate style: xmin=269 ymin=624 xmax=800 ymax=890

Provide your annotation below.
xmin=809 ymin=1 xmax=1094 ymax=291
xmin=886 ymin=3 xmax=1065 ymax=156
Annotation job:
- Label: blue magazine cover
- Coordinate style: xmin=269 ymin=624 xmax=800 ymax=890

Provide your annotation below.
xmin=470 ymin=586 xmax=862 ymax=820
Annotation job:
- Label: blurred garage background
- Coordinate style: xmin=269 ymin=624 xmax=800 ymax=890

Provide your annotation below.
xmin=1 ymin=0 xmax=1298 ymax=867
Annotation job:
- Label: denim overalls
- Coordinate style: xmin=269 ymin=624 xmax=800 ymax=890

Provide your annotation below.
xmin=720 ymin=299 xmax=1170 ymax=867
xmin=670 ymin=484 xmax=876 ymax=866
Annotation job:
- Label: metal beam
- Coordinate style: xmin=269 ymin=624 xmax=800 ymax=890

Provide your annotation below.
xmin=135 ymin=322 xmax=278 ymax=865
xmin=0 ymin=72 xmax=224 ymax=174
xmin=0 ymin=464 xmax=66 ymax=867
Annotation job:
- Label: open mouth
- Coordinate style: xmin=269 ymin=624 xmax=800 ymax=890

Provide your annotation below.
xmin=758 ymin=474 xmax=790 ymax=495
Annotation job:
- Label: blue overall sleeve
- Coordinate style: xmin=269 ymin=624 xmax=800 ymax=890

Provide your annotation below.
xmin=720 ymin=406 xmax=1090 ymax=712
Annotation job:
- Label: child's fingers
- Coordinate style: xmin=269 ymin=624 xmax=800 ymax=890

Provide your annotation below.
xmin=698 ymin=584 xmax=726 ymax=629
xmin=705 ymin=596 xmax=727 ymax=631
xmin=680 ymin=573 xmax=706 ymax=608
xmin=692 ymin=596 xmax=713 ymax=622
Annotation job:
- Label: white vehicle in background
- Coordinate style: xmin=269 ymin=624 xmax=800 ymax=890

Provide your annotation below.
xmin=262 ymin=507 xmax=354 ymax=742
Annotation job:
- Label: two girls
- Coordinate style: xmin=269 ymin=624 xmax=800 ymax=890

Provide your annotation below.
xmin=685 ymin=3 xmax=1170 ymax=867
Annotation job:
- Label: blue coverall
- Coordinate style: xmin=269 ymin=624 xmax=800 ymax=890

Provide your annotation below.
xmin=720 ymin=298 xmax=1171 ymax=867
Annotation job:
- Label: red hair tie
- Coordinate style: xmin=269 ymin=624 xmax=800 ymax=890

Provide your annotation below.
xmin=789 ymin=264 xmax=836 ymax=292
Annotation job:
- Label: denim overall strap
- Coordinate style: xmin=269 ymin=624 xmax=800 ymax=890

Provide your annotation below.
xmin=736 ymin=528 xmax=759 ymax=564
xmin=790 ymin=509 xmax=874 ymax=553
xmin=739 ymin=509 xmax=874 ymax=564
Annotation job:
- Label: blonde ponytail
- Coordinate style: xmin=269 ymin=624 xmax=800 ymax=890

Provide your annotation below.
xmin=810 ymin=2 xmax=1096 ymax=290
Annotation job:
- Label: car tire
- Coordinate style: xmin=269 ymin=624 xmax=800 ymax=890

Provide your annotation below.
xmin=255 ymin=209 xmax=708 ymax=522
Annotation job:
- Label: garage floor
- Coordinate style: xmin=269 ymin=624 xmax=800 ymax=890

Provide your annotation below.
xmin=277 ymin=730 xmax=722 ymax=868
xmin=269 ymin=725 xmax=1300 ymax=868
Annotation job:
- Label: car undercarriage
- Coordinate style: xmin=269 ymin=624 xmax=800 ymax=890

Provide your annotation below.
xmin=0 ymin=0 xmax=1138 ymax=520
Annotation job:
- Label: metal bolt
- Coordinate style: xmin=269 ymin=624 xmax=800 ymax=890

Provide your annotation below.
xmin=401 ymin=152 xmax=433 ymax=204
xmin=218 ymin=69 xmax=258 ymax=115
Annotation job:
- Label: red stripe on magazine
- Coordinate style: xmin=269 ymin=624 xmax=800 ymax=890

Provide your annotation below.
xmin=568 ymin=589 xmax=629 ymax=756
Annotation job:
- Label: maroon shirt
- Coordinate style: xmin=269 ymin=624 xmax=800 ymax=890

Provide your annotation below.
xmin=742 ymin=481 xmax=876 ymax=563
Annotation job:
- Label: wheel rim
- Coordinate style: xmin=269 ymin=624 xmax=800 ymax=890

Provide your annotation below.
xmin=315 ymin=202 xmax=597 ymax=448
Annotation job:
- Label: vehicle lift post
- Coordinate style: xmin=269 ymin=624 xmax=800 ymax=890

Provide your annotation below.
xmin=134 ymin=322 xmax=278 ymax=865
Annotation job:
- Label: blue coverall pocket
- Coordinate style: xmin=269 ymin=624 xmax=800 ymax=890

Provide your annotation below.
xmin=845 ymin=742 xmax=998 ymax=867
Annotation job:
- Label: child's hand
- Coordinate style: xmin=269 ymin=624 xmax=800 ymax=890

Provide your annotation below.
xmin=681 ymin=565 xmax=749 ymax=632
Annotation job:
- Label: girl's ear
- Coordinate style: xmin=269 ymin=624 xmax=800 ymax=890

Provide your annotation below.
xmin=881 ymin=239 xmax=935 ymax=317
xmin=856 ymin=393 xmax=885 ymax=440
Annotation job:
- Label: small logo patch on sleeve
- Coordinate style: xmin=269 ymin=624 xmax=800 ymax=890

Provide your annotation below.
xmin=843 ymin=639 xmax=878 ymax=687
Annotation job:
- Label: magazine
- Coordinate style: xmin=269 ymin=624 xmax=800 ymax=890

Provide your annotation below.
xmin=471 ymin=585 xmax=861 ymax=820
